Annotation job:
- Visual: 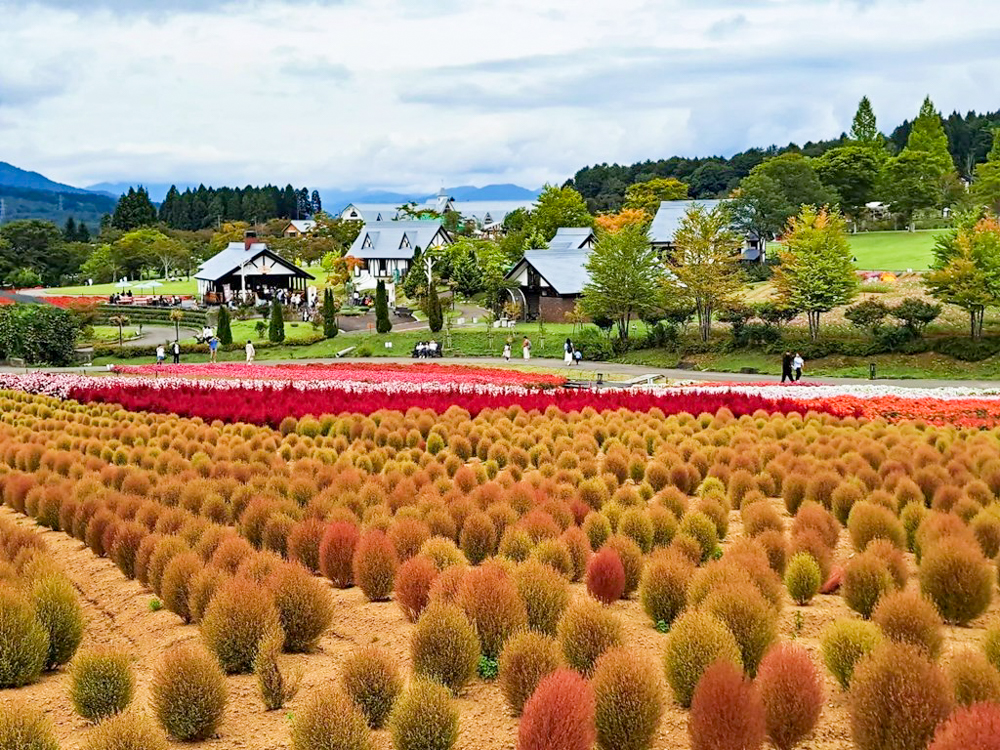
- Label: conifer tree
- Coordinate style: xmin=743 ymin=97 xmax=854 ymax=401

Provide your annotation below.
xmin=322 ymin=288 xmax=338 ymax=338
xmin=375 ymin=280 xmax=392 ymax=334
xmin=427 ymin=281 xmax=444 ymax=333
xmin=268 ymin=298 xmax=285 ymax=343
xmin=216 ymin=305 xmax=233 ymax=345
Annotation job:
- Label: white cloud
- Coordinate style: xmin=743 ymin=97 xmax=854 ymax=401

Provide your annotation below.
xmin=1 ymin=0 xmax=998 ymax=194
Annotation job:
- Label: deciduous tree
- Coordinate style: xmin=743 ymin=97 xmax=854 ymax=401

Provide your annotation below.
xmin=624 ymin=178 xmax=689 ymax=214
xmin=531 ymin=185 xmax=593 ymax=241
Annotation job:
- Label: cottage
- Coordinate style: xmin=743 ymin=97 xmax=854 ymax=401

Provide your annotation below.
xmin=281 ymin=220 xmax=317 ymax=237
xmin=504 ymin=228 xmax=596 ymax=321
xmin=346 ymin=220 xmax=452 ymax=283
xmin=649 ymin=200 xmax=765 ymax=262
xmin=195 ymin=232 xmax=314 ymax=304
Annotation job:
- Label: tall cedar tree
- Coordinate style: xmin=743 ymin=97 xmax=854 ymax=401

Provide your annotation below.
xmin=111 ymin=187 xmax=158 ymax=231
xmin=906 ymin=97 xmax=955 ymax=177
xmin=375 ymin=280 xmax=392 ymax=334
xmin=773 ymin=206 xmax=858 ymax=340
xmin=669 ymin=203 xmax=746 ymax=342
xmin=850 ymin=96 xmax=883 ymax=150
xmin=427 ymin=282 xmax=444 ymax=333
xmin=216 ymin=305 xmax=233 ymax=345
xmin=973 ymin=130 xmax=1000 ymax=214
xmin=322 ymin=288 xmax=338 ymax=338
xmin=268 ymin=298 xmax=285 ymax=343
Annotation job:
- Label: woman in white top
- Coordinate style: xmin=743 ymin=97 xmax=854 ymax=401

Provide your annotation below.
xmin=502 ymin=342 xmax=511 ymax=361
xmin=563 ymin=338 xmax=574 ymax=366
xmin=245 ymin=340 xmax=256 ymax=364
xmin=522 ymin=336 xmax=531 ymax=361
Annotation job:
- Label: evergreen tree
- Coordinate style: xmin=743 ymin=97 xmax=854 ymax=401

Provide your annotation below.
xmin=426 ymin=281 xmax=444 ymax=333
xmin=972 ymin=130 xmax=1000 ymax=214
xmin=217 ymin=304 xmax=233 ymax=345
xmin=311 ymin=190 xmax=323 ymax=216
xmin=76 ymin=222 xmax=90 ymax=243
xmin=850 ymin=96 xmax=881 ymax=146
xmin=111 ymin=186 xmax=158 ymax=230
xmin=906 ymin=97 xmax=955 ymax=176
xmin=375 ymin=280 xmax=392 ymax=333
xmin=63 ymin=216 xmax=77 ymax=241
xmin=268 ymin=298 xmax=285 ymax=343
xmin=322 ymin=288 xmax=338 ymax=338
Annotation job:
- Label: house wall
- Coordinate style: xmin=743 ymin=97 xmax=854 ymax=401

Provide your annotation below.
xmin=539 ymin=295 xmax=580 ymax=323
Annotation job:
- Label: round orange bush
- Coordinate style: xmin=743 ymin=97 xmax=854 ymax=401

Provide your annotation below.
xmin=388 ymin=517 xmax=431 ymax=562
xmin=410 ymin=601 xmax=480 ymax=693
xmin=639 ymin=549 xmax=692 ymax=627
xmin=151 ymin=643 xmax=228 ymax=741
xmin=517 ymin=668 xmax=595 ymax=750
xmin=265 ymin=563 xmax=334 ymax=652
xmin=591 ymin=647 xmax=666 ymax=750
xmin=928 ymin=702 xmax=1000 ymax=750
xmin=742 ymin=501 xmax=785 ymax=538
xmin=352 ymin=529 xmax=399 ymax=602
xmin=459 ymin=511 xmax=496 ymax=565
xmin=688 ymin=659 xmax=765 ymax=750
xmin=756 ymin=643 xmax=823 ymax=750
xmin=848 ymin=642 xmax=952 ymax=750
xmin=604 ymin=534 xmax=643 ymax=597
xmin=319 ymin=521 xmax=359 ymax=588
xmin=339 ymin=645 xmax=403 ymax=729
xmin=557 ymin=598 xmax=624 ymax=677
xmin=498 ymin=630 xmax=563 ymax=716
xmin=946 ymin=648 xmax=1000 ymax=707
xmin=514 ymin=559 xmax=569 ymax=636
xmin=110 ymin=522 xmax=147 ymax=579
xmin=792 ymin=501 xmax=839 ymax=548
xmin=187 ymin=566 xmax=230 ymax=624
xmin=458 ymin=563 xmax=527 ymax=659
xmin=286 ymin=519 xmax=326 ymax=573
xmin=586 ymin=547 xmax=625 ymax=605
xmin=871 ymin=590 xmax=943 ymax=658
xmin=394 ymin=555 xmax=439 ymax=622
xmin=200 ymin=577 xmax=282 ymax=674
xmin=919 ymin=538 xmax=994 ymax=625
xmin=662 ymin=609 xmax=743 ymax=707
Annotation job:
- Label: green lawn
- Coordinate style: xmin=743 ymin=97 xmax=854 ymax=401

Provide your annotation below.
xmin=848 ymin=230 xmax=946 ymax=272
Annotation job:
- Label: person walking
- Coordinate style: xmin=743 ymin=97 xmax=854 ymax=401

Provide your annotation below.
xmin=209 ymin=336 xmax=219 ymax=363
xmin=171 ymin=340 xmax=181 ymax=365
xmin=502 ymin=341 xmax=511 ymax=361
xmin=155 ymin=344 xmax=165 ymax=366
xmin=793 ymin=352 xmax=804 ymax=382
xmin=245 ymin=339 xmax=256 ymax=364
xmin=563 ymin=338 xmax=574 ymax=366
xmin=781 ymin=351 xmax=793 ymax=383
xmin=522 ymin=336 xmax=531 ymax=361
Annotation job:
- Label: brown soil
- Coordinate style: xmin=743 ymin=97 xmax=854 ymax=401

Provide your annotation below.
xmin=2 ymin=500 xmax=997 ymax=750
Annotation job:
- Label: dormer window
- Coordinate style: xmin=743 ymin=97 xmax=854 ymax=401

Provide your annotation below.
xmin=400 ymin=235 xmax=411 ymax=249
xmin=363 ymin=234 xmax=373 ymax=249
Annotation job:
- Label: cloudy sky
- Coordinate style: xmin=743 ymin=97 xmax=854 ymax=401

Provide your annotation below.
xmin=2 ymin=0 xmax=999 ymax=193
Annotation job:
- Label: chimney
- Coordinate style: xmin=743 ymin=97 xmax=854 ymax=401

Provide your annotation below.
xmin=244 ymin=229 xmax=257 ymax=252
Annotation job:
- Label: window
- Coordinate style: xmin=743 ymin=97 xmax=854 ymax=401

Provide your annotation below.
xmin=400 ymin=235 xmax=410 ymax=249
xmin=363 ymin=235 xmax=373 ymax=249
xmin=378 ymin=259 xmax=388 ymax=276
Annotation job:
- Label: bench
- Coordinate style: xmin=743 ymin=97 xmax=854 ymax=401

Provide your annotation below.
xmin=394 ymin=306 xmax=412 ymax=317
xmin=335 ymin=346 xmax=356 ymax=358
xmin=73 ymin=348 xmax=94 ymax=366
xmin=8 ymin=357 xmax=26 ymax=370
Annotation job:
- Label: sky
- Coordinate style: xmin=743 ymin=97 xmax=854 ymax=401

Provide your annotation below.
xmin=1 ymin=0 xmax=999 ymax=194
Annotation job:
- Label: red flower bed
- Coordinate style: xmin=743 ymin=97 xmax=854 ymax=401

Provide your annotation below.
xmin=66 ymin=381 xmax=844 ymax=427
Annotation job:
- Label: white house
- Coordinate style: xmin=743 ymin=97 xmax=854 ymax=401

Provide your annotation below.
xmin=649 ymin=200 xmax=766 ymax=262
xmin=346 ymin=220 xmax=452 ymax=284
xmin=282 ymin=220 xmax=317 ymax=237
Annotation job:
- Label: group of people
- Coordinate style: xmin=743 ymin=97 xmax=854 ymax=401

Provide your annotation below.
xmin=351 ymin=291 xmax=376 ymax=308
xmin=412 ymin=340 xmax=442 ymax=358
xmin=781 ymin=351 xmax=805 ymax=383
xmin=109 ymin=291 xmax=183 ymax=306
xmin=499 ymin=336 xmax=582 ymax=365
xmin=154 ymin=341 xmax=182 ymax=365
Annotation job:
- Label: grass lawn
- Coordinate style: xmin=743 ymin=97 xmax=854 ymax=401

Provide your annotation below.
xmin=848 ymin=230 xmax=946 ymax=271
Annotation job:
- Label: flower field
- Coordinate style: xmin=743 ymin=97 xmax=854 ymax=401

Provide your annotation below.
xmin=2 ymin=364 xmax=1000 ymax=750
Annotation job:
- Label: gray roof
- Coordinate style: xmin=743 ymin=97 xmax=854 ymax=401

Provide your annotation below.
xmin=649 ymin=199 xmax=725 ymax=245
xmin=195 ymin=242 xmax=314 ymax=282
xmin=347 ymin=220 xmax=449 ymax=260
xmin=342 ymin=203 xmax=405 ymax=222
xmin=548 ymin=227 xmax=596 ymax=251
xmin=508 ymin=247 xmax=593 ymax=295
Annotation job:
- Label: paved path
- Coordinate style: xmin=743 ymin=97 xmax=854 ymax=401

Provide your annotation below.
xmin=4 ymin=354 xmax=997 ymax=390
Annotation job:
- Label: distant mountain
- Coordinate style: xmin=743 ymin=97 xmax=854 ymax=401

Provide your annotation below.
xmin=320 ymin=184 xmax=542 ymax=209
xmin=0 ymin=162 xmax=93 ymax=195
xmin=0 ymin=185 xmax=116 ymax=226
xmin=443 ymin=184 xmax=541 ymax=201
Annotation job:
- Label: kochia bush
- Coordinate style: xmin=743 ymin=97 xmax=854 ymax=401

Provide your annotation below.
xmin=662 ymin=609 xmax=743 ymax=707
xmin=389 ymin=678 xmax=459 ymax=750
xmin=591 ymin=647 xmax=666 ymax=750
xmin=755 ymin=643 xmax=823 ymax=750
xmin=410 ymin=601 xmax=480 ymax=694
xmin=200 ymin=577 xmax=282 ymax=674
xmin=69 ymin=647 xmax=136 ymax=722
xmin=352 ymin=529 xmax=399 ymax=602
xmin=517 ymin=669 xmax=596 ymax=750
xmin=919 ymin=538 xmax=994 ymax=625
xmin=586 ymin=547 xmax=626 ymax=604
xmin=340 ymin=645 xmax=403 ymax=729
xmin=151 ymin=643 xmax=228 ymax=741
xmin=688 ymin=660 xmax=765 ymax=750
xmin=498 ymin=630 xmax=563 ymax=716
xmin=557 ymin=598 xmax=624 ymax=677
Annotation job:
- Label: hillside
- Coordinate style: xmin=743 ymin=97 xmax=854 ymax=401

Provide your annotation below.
xmin=0 ymin=161 xmax=92 ymax=195
xmin=0 ymin=185 xmax=116 ymax=226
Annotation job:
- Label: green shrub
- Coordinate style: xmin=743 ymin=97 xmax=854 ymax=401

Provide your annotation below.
xmin=919 ymin=538 xmax=994 ymax=625
xmin=986 ymin=622 xmax=1000 ymax=672
xmin=69 ymin=647 xmax=135 ymax=721
xmin=531 ymin=538 xmax=574 ymax=580
xmin=151 ymin=643 xmax=228 ymax=741
xmin=459 ymin=512 xmax=496 ymax=565
xmin=842 ymin=552 xmax=895 ymax=619
xmin=785 ymin=552 xmax=822 ymax=605
xmin=514 ymin=559 xmax=569 ymax=636
xmin=618 ymin=509 xmax=654 ymax=554
xmin=557 ymin=597 xmax=624 ymax=676
xmin=291 ymin=686 xmax=373 ymax=750
xmin=83 ymin=711 xmax=169 ymax=750
xmin=265 ymin=563 xmax=334 ymax=653
xmin=254 ymin=627 xmax=300 ymax=711
xmin=30 ymin=573 xmax=83 ymax=671
xmin=0 ymin=701 xmax=59 ymax=750
xmin=340 ymin=645 xmax=403 ymax=729
xmin=200 ymin=577 xmax=282 ymax=673
xmin=871 ymin=590 xmax=943 ymax=659
xmin=662 ymin=609 xmax=743 ymax=708
xmin=0 ymin=586 xmax=48 ymax=688
xmin=411 ymin=601 xmax=480 ymax=693
xmin=639 ymin=550 xmax=692 ymax=627
xmin=592 ymin=647 xmax=666 ymax=750
xmin=389 ymin=678 xmax=459 ymax=750
xmin=947 ymin=648 xmax=1000 ymax=706
xmin=458 ymin=563 xmax=527 ymax=659
xmin=821 ymin=619 xmax=883 ymax=690
xmin=498 ymin=630 xmax=562 ymax=716
xmin=679 ymin=512 xmax=718 ymax=562
xmin=703 ymin=583 xmax=778 ymax=677
xmin=848 ymin=502 xmax=906 ymax=552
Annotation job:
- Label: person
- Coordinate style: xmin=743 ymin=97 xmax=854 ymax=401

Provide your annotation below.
xmin=171 ymin=340 xmax=180 ymax=365
xmin=573 ymin=347 xmax=583 ymax=365
xmin=245 ymin=339 xmax=255 ymax=364
xmin=429 ymin=340 xmax=439 ymax=357
xmin=502 ymin=341 xmax=511 ymax=362
xmin=209 ymin=336 xmax=219 ymax=363
xmin=522 ymin=336 xmax=531 ymax=361
xmin=155 ymin=344 xmax=165 ymax=366
xmin=793 ymin=352 xmax=804 ymax=382
xmin=781 ymin=351 xmax=793 ymax=383
xmin=564 ymin=338 xmax=574 ymax=366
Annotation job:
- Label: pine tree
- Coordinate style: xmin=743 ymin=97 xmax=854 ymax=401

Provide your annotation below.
xmin=972 ymin=129 xmax=1000 ymax=214
xmin=76 ymin=222 xmax=90 ymax=242
xmin=906 ymin=96 xmax=954 ymax=176
xmin=63 ymin=216 xmax=77 ymax=241
xmin=850 ymin=96 xmax=879 ymax=145
xmin=268 ymin=298 xmax=285 ymax=343
xmin=375 ymin=280 xmax=392 ymax=334
xmin=311 ymin=190 xmax=322 ymax=216
xmin=111 ymin=186 xmax=158 ymax=230
xmin=217 ymin=305 xmax=233 ymax=345
xmin=322 ymin=288 xmax=338 ymax=338
xmin=427 ymin=281 xmax=444 ymax=333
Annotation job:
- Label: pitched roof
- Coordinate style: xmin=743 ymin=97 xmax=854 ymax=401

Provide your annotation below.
xmin=648 ymin=199 xmax=725 ymax=244
xmin=286 ymin=220 xmax=316 ymax=233
xmin=195 ymin=242 xmax=314 ymax=282
xmin=347 ymin=220 xmax=449 ymax=260
xmin=508 ymin=247 xmax=593 ymax=295
xmin=548 ymin=227 xmax=596 ymax=251
xmin=342 ymin=203 xmax=406 ymax=222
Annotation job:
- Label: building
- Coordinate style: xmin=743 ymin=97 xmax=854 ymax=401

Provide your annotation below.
xmin=339 ymin=195 xmax=535 ymax=236
xmin=345 ymin=220 xmax=452 ymax=283
xmin=649 ymin=200 xmax=765 ymax=262
xmin=339 ymin=190 xmax=457 ymax=223
xmin=281 ymin=220 xmax=317 ymax=237
xmin=195 ymin=232 xmax=314 ymax=304
xmin=504 ymin=228 xmax=597 ymax=322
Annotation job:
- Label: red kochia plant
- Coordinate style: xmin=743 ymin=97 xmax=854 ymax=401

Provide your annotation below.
xmin=586 ymin=547 xmax=626 ymax=605
xmin=755 ymin=643 xmax=824 ymax=750
xmin=394 ymin=555 xmax=439 ymax=622
xmin=319 ymin=521 xmax=360 ymax=588
xmin=929 ymin=702 xmax=1000 ymax=750
xmin=286 ymin=519 xmax=326 ymax=573
xmin=517 ymin=668 xmax=596 ymax=750
xmin=688 ymin=660 xmax=766 ymax=750
xmin=352 ymin=529 xmax=399 ymax=602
